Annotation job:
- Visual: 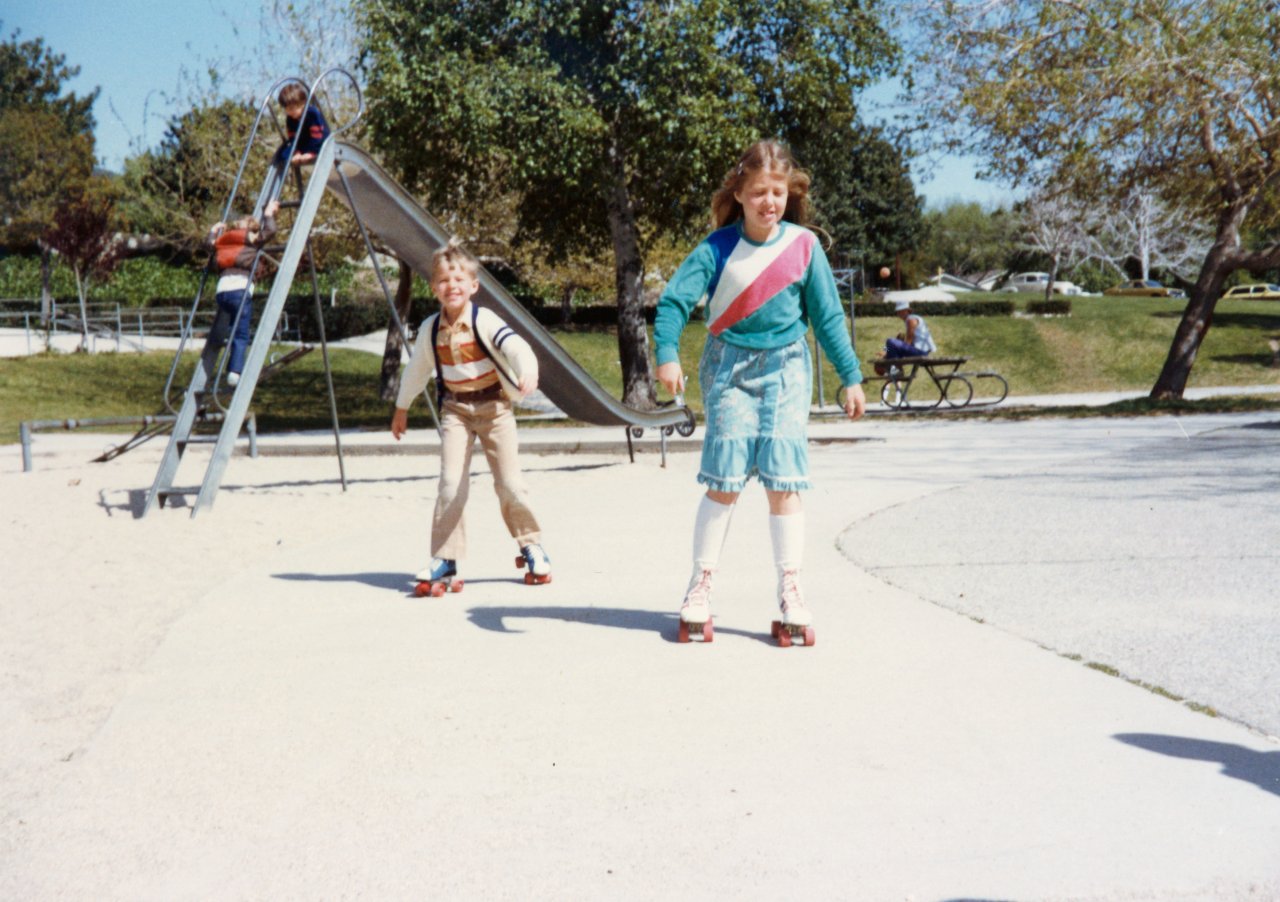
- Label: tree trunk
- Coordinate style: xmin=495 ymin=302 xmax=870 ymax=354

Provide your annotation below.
xmin=605 ymin=133 xmax=655 ymax=409
xmin=561 ymin=285 xmax=575 ymax=327
xmin=38 ymin=241 xmax=53 ymax=328
xmin=1149 ymin=201 xmax=1247 ymax=399
xmin=73 ymin=265 xmax=90 ymax=350
xmin=1045 ymin=255 xmax=1059 ymax=304
xmin=379 ymin=259 xmax=415 ymax=402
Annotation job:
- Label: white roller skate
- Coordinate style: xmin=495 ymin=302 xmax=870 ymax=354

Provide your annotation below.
xmin=678 ymin=568 xmax=714 ymax=643
xmin=414 ymin=558 xmax=462 ymax=597
xmin=516 ymin=543 xmax=552 ymax=585
xmin=771 ymin=568 xmax=815 ymax=647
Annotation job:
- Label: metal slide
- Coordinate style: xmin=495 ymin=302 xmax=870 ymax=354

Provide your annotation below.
xmin=325 ymin=142 xmax=695 ymax=433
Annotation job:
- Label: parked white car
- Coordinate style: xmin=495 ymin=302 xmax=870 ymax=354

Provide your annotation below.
xmin=1001 ymin=272 xmax=1083 ymax=295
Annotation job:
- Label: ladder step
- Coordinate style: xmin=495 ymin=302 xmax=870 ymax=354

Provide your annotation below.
xmin=177 ymin=436 xmax=221 ymax=448
xmin=156 ymin=488 xmax=198 ymax=508
xmin=278 ymin=200 xmax=302 ymax=208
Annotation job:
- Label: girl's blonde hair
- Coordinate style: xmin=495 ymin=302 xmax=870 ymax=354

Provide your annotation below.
xmin=710 ymin=140 xmax=812 ymax=230
xmin=431 ymin=237 xmax=479 ymax=280
xmin=232 ymin=216 xmax=260 ymax=233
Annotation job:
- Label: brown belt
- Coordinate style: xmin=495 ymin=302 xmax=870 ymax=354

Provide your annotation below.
xmin=446 ymin=383 xmax=504 ymax=403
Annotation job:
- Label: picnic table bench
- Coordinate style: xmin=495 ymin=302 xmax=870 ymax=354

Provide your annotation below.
xmin=861 ymin=355 xmax=1009 ymax=410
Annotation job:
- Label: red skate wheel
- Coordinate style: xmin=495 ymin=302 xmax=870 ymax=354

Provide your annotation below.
xmin=430 ymin=582 xmax=446 ymax=597
xmin=524 ymin=572 xmax=533 ymax=585
xmin=414 ymin=582 xmax=431 ymax=597
xmin=451 ymin=579 xmax=465 ymax=593
xmin=771 ymin=620 xmax=782 ymax=639
xmin=777 ymin=628 xmax=793 ymax=648
xmin=803 ymin=627 xmax=815 ymax=646
xmin=678 ymin=621 xmax=690 ymax=643
xmin=515 ymin=555 xmax=524 ymax=569
xmin=702 ymin=620 xmax=713 ymax=643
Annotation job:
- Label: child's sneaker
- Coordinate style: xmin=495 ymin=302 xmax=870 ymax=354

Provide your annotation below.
xmin=680 ymin=568 xmax=714 ymax=624
xmin=778 ymin=568 xmax=812 ymax=627
xmin=226 ymin=371 xmax=240 ymax=387
xmin=517 ymin=543 xmax=552 ymax=585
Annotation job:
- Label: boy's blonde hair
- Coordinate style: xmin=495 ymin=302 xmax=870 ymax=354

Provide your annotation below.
xmin=711 ymin=140 xmax=812 ymax=230
xmin=278 ymin=83 xmax=308 ymax=107
xmin=431 ymin=238 xmax=479 ymax=281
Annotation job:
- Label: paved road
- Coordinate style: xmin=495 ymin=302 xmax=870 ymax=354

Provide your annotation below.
xmin=840 ymin=414 xmax=1280 ymax=738
xmin=2 ymin=410 xmax=1279 ymax=900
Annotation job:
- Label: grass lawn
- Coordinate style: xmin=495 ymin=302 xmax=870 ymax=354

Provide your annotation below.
xmin=2 ymin=294 xmax=1278 ymax=445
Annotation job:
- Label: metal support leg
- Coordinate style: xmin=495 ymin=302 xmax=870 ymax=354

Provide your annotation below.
xmin=20 ymin=422 xmax=32 ymax=473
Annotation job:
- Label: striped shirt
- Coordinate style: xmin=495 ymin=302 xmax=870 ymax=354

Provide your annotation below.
xmin=436 ymin=317 xmax=500 ymax=394
xmin=395 ymin=303 xmax=538 ymax=411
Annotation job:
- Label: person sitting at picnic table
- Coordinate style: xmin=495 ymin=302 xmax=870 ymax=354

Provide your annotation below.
xmin=874 ymin=299 xmax=936 ymax=374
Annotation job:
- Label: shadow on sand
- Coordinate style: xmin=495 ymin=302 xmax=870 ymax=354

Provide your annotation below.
xmin=467 ymin=605 xmax=773 ymax=645
xmin=1115 ymin=733 xmax=1280 ymax=799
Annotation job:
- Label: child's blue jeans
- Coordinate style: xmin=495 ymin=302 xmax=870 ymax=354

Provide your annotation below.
xmin=215 ymin=289 xmax=253 ymax=375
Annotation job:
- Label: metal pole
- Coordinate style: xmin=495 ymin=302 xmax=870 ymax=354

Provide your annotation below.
xmin=20 ymin=422 xmax=32 ymax=472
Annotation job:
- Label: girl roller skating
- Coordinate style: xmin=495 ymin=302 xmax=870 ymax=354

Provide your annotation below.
xmin=653 ymin=140 xmax=866 ymax=646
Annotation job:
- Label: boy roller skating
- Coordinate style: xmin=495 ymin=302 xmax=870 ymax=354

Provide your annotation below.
xmin=391 ymin=239 xmax=552 ymax=596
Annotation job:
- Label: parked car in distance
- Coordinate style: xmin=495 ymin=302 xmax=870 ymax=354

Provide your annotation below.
xmin=1001 ymin=272 xmax=1083 ymax=295
xmin=1221 ymin=283 xmax=1280 ymax=301
xmin=1104 ymin=279 xmax=1187 ymax=298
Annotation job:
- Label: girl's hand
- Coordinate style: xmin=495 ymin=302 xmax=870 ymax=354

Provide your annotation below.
xmin=264 ymin=200 xmax=279 ymax=217
xmin=842 ymin=384 xmax=867 ymax=421
xmin=517 ymin=373 xmax=538 ymax=397
xmin=655 ymin=361 xmax=684 ymax=397
xmin=390 ymin=407 xmax=408 ymax=440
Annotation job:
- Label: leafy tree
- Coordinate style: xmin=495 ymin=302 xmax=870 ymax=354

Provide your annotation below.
xmin=808 ymin=125 xmax=924 ymax=271
xmin=914 ymin=0 xmax=1280 ymax=398
xmin=0 ymin=27 xmax=96 ymax=135
xmin=44 ymin=179 xmax=124 ymax=347
xmin=917 ymin=201 xmax=1016 ymax=278
xmin=358 ymin=0 xmax=900 ymax=407
xmin=119 ymin=99 xmax=266 ymax=251
xmin=0 ymin=27 xmax=97 ymax=322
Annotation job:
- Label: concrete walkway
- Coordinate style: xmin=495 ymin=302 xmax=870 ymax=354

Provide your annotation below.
xmin=2 ymin=407 xmax=1279 ymax=900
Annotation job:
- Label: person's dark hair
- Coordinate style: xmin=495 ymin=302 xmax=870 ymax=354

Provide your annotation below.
xmin=278 ymin=83 xmax=308 ymax=107
xmin=710 ymin=140 xmax=812 ymax=229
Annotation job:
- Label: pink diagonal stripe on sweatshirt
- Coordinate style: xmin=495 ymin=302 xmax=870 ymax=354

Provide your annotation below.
xmin=709 ymin=233 xmax=813 ymax=335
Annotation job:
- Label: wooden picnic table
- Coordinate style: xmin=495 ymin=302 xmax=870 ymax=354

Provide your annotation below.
xmin=861 ymin=355 xmax=1009 ymax=410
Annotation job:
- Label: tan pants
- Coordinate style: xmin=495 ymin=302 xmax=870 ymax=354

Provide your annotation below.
xmin=432 ymin=397 xmax=541 ymax=560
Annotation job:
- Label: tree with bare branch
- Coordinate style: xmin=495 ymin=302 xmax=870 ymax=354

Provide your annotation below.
xmin=914 ymin=0 xmax=1280 ymax=397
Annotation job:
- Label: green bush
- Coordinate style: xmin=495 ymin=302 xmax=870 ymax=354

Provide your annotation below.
xmin=853 ymin=299 xmax=1015 ymax=317
xmin=1026 ymin=298 xmax=1072 ymax=316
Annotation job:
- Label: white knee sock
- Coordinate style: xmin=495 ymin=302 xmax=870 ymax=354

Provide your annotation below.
xmin=692 ymin=495 xmax=735 ymax=573
xmin=769 ymin=513 xmax=805 ymax=577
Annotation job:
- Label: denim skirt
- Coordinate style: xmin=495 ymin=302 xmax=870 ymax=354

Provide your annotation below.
xmin=697 ymin=335 xmax=812 ymax=493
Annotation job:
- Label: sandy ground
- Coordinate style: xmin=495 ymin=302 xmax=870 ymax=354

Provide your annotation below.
xmin=2 ymin=414 xmax=1279 ymax=900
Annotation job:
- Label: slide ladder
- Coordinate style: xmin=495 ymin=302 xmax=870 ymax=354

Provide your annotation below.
xmin=143 ymin=72 xmax=354 ymax=517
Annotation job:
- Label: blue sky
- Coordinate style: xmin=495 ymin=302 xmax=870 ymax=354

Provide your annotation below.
xmin=2 ymin=0 xmax=1016 ymax=209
